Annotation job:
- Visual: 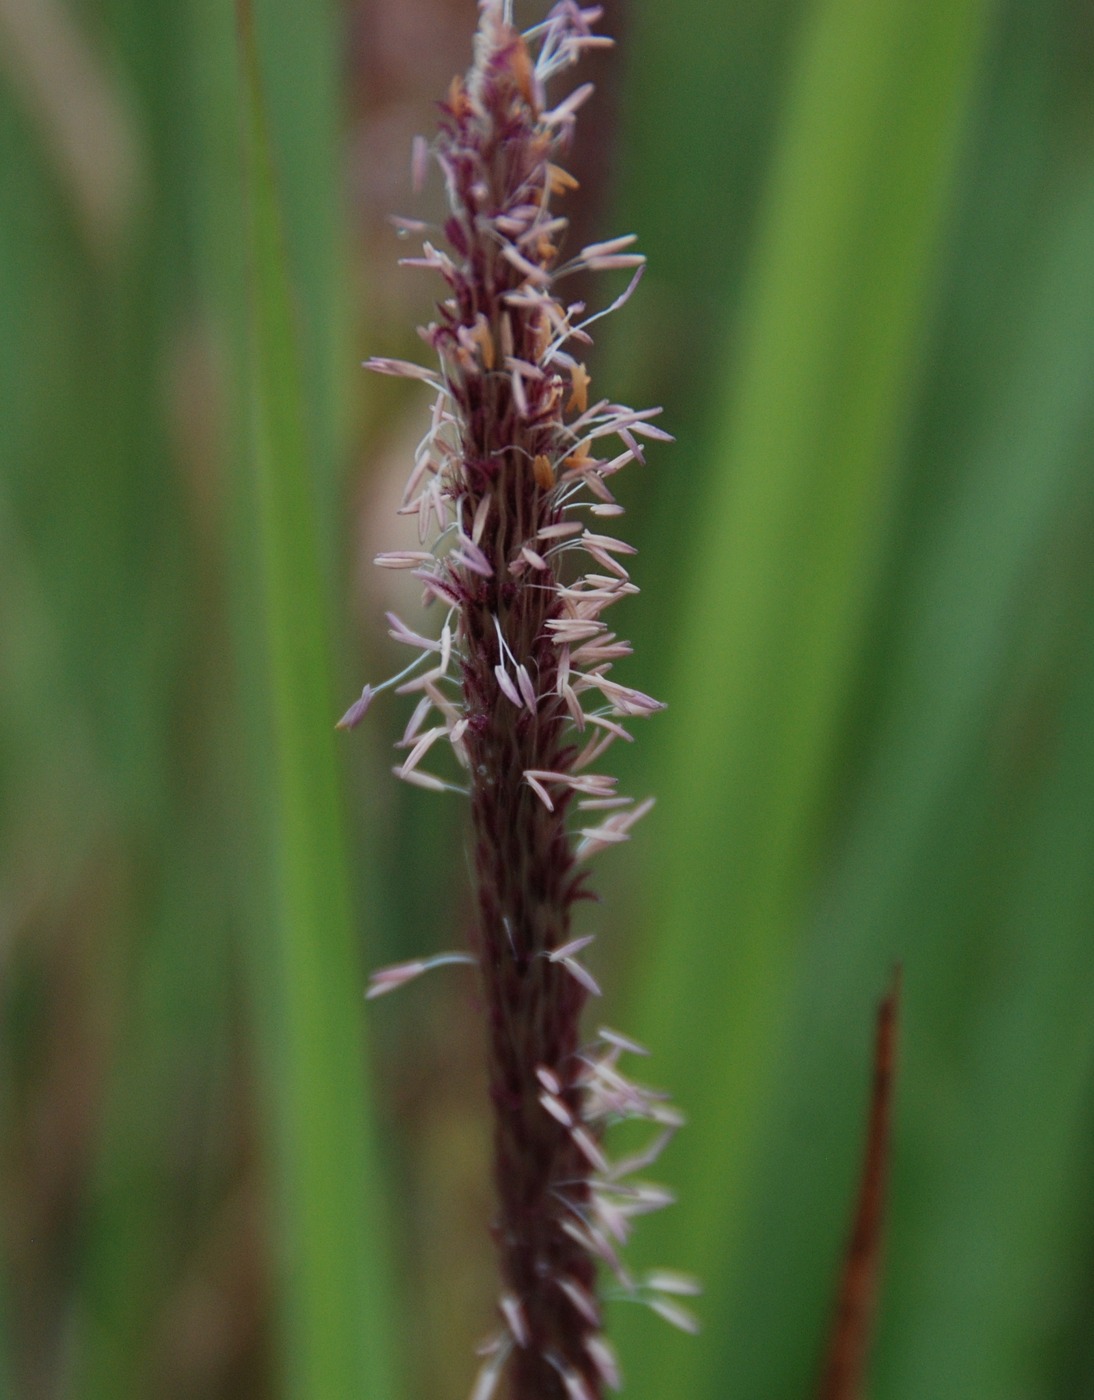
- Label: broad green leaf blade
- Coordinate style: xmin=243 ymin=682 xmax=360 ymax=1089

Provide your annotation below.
xmin=708 ymin=134 xmax=1094 ymax=1400
xmin=619 ymin=1 xmax=994 ymax=1396
xmin=611 ymin=0 xmax=807 ymax=703
xmin=855 ymin=161 xmax=1094 ymax=1400
xmin=235 ymin=5 xmax=395 ymax=1396
xmin=883 ymin=616 xmax=1094 ymax=1398
xmin=0 ymin=6 xmax=251 ymax=1392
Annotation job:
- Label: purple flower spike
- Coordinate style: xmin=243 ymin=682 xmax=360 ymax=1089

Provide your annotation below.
xmin=346 ymin=4 xmax=692 ymax=1395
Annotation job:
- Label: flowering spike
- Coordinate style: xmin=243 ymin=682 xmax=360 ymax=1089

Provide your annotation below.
xmin=346 ymin=4 xmax=687 ymax=1395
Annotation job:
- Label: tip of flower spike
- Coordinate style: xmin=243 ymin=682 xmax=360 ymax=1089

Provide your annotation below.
xmin=336 ymin=685 xmax=374 ymax=730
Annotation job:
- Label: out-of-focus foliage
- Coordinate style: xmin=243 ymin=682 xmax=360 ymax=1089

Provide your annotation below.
xmin=1 ymin=0 xmax=1093 ymax=1397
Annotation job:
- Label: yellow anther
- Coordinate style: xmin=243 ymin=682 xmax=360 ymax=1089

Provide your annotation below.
xmin=470 ymin=315 xmax=495 ymax=370
xmin=547 ymin=164 xmax=580 ymax=197
xmin=567 ymin=362 xmax=590 ymax=415
xmin=509 ymin=36 xmax=537 ymax=110
xmin=447 ymin=75 xmax=471 ymax=119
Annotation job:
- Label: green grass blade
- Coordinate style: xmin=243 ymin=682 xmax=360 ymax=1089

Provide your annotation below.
xmin=882 ymin=612 xmax=1094 ymax=1397
xmin=611 ymin=0 xmax=806 ymax=698
xmin=618 ymin=0 xmax=993 ymax=1395
xmin=235 ymin=5 xmax=395 ymax=1395
xmin=703 ymin=125 xmax=1094 ymax=1396
xmin=0 ymin=9 xmax=240 ymax=1392
xmin=852 ymin=159 xmax=1094 ymax=1399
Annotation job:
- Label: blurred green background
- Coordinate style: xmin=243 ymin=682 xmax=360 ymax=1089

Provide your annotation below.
xmin=2 ymin=0 xmax=1094 ymax=1397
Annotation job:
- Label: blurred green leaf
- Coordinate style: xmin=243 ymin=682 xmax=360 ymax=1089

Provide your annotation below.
xmin=610 ymin=0 xmax=808 ymax=716
xmin=882 ymin=614 xmax=1094 ymax=1398
xmin=705 ymin=103 xmax=1094 ymax=1397
xmin=619 ymin=0 xmax=994 ymax=1395
xmin=0 ymin=4 xmax=242 ymax=1392
xmin=234 ymin=3 xmax=396 ymax=1395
